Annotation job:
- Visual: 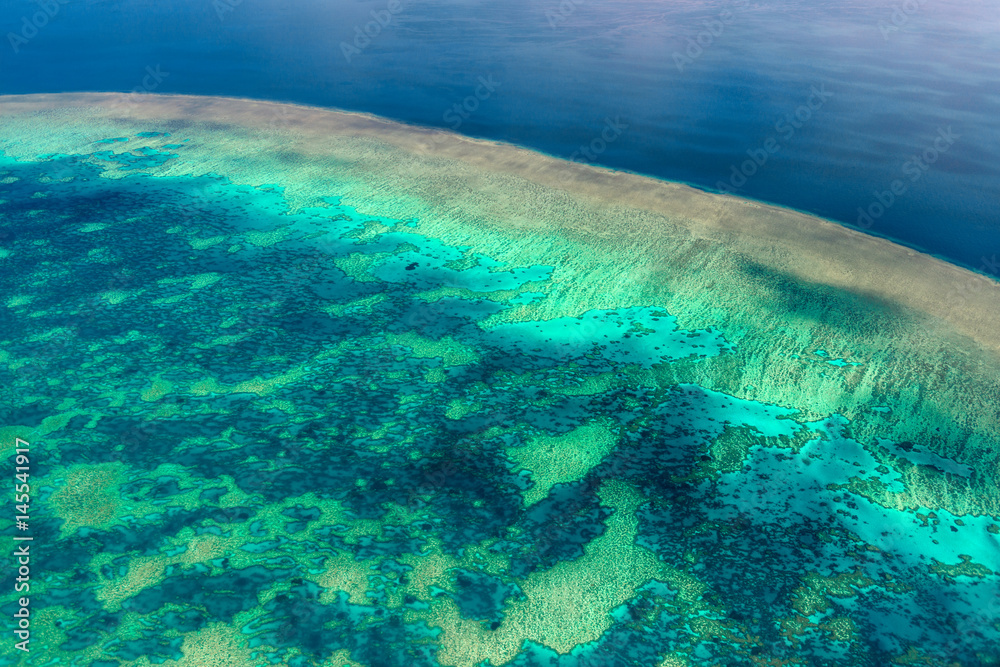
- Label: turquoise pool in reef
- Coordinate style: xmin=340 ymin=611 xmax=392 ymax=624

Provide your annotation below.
xmin=1 ymin=97 xmax=999 ymax=666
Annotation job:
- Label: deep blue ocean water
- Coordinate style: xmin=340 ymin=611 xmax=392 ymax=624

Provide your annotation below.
xmin=1 ymin=0 xmax=998 ymax=273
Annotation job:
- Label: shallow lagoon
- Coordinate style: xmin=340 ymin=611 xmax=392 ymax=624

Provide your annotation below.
xmin=0 ymin=94 xmax=998 ymax=666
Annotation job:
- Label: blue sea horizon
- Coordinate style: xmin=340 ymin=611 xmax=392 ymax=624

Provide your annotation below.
xmin=1 ymin=0 xmax=998 ymax=274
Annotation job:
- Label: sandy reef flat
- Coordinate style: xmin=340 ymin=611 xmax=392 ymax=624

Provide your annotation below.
xmin=3 ymin=92 xmax=998 ymax=348
xmin=1 ymin=91 xmax=999 ymax=666
xmin=2 ymin=92 xmax=997 ymax=455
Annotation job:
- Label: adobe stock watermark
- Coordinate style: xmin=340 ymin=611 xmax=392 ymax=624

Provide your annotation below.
xmin=213 ymin=0 xmax=243 ymax=21
xmin=673 ymin=0 xmax=750 ymax=72
xmin=110 ymin=65 xmax=170 ymax=117
xmin=442 ymin=76 xmax=501 ymax=131
xmin=264 ymin=104 xmax=297 ymax=134
xmin=546 ymin=0 xmax=584 ymax=29
xmin=569 ymin=116 xmax=629 ymax=164
xmin=878 ymin=0 xmax=929 ymax=40
xmin=943 ymin=252 xmax=999 ymax=317
xmin=341 ymin=0 xmax=404 ymax=63
xmin=716 ymin=84 xmax=834 ymax=195
xmin=553 ymin=116 xmax=629 ymax=184
xmin=856 ymin=126 xmax=959 ymax=230
xmin=7 ymin=0 xmax=69 ymax=54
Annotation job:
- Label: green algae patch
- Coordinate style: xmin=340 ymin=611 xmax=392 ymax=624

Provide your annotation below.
xmin=6 ymin=294 xmax=33 ymax=307
xmin=97 ymin=287 xmax=144 ymax=305
xmin=242 ymin=227 xmax=291 ymax=248
xmin=509 ymin=422 xmax=619 ymax=505
xmin=706 ymin=424 xmax=761 ymax=474
xmin=190 ymin=272 xmax=222 ymax=289
xmin=444 ymin=398 xmax=483 ymax=421
xmin=48 ymin=461 xmax=129 ymax=537
xmin=386 ymin=332 xmax=480 ymax=366
xmin=790 ymin=569 xmax=876 ymax=616
xmin=189 ymin=235 xmax=228 ymax=250
xmin=140 ymin=376 xmax=174 ymax=401
xmin=191 ymin=331 xmax=252 ymax=349
xmin=435 ymin=480 xmax=667 ymax=664
xmin=171 ymin=621 xmax=271 ymax=667
xmin=929 ymin=555 xmax=994 ymax=580
xmin=334 ymin=251 xmax=391 ymax=282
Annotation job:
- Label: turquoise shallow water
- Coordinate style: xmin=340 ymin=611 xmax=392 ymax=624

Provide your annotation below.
xmin=1 ymin=131 xmax=998 ymax=666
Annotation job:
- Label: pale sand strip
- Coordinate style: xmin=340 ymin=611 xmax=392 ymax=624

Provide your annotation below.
xmin=2 ymin=92 xmax=996 ymax=356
